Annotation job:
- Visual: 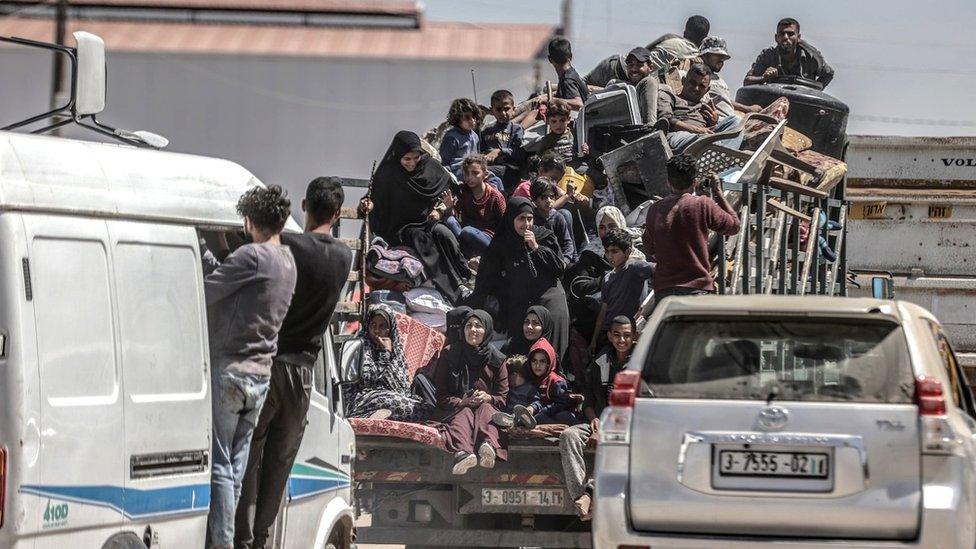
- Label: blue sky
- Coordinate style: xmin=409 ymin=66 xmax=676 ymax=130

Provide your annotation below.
xmin=424 ymin=0 xmax=976 ymax=136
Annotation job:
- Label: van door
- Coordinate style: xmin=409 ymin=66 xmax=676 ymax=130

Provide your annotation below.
xmin=107 ymin=220 xmax=211 ymax=546
xmin=280 ymin=331 xmax=352 ymax=549
xmin=19 ymin=214 xmax=124 ymax=547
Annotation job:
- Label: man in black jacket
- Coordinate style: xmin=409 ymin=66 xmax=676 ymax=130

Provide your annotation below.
xmin=235 ymin=177 xmax=353 ymax=549
xmin=558 ymin=315 xmax=636 ymax=520
xmin=744 ymin=18 xmax=834 ymax=88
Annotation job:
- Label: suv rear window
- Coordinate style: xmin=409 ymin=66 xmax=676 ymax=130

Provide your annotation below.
xmin=642 ymin=316 xmax=915 ymax=403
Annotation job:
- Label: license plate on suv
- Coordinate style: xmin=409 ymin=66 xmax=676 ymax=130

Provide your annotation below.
xmin=717 ymin=450 xmax=829 ymax=478
xmin=711 ymin=445 xmax=835 ymax=492
xmin=481 ymin=488 xmax=564 ymax=507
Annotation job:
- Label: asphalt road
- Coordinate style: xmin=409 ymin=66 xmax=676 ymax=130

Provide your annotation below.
xmin=355 ymin=514 xmax=404 ymax=549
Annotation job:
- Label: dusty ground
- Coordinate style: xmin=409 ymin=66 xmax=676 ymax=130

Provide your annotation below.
xmin=355 ymin=513 xmax=403 ymax=549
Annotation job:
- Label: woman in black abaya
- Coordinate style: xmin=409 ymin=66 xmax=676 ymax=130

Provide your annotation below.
xmin=466 ymin=197 xmax=570 ymax=363
xmin=362 ymin=130 xmax=471 ymax=304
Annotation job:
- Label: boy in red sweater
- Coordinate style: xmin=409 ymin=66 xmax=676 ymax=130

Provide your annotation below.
xmin=444 ymin=154 xmax=507 ymax=259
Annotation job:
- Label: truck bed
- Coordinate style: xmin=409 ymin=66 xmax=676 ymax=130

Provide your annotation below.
xmin=352 ymin=418 xmax=593 ymax=548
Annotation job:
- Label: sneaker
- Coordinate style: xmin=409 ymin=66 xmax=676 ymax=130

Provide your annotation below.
xmin=368 ymin=409 xmax=393 ymax=420
xmin=513 ymin=404 xmax=537 ymax=429
xmin=491 ymin=411 xmax=515 ymax=428
xmin=478 ymin=442 xmax=496 ymax=469
xmin=452 ymin=452 xmax=477 ymax=475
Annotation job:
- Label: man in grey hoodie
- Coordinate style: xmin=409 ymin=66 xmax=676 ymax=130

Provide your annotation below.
xmin=204 ymin=185 xmax=297 ymax=549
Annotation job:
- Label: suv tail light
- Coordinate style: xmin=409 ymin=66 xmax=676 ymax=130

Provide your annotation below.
xmin=608 ymin=371 xmax=641 ymax=408
xmin=600 ymin=371 xmax=642 ymax=445
xmin=916 ymin=376 xmax=946 ymax=416
xmin=1 ymin=445 xmax=6 ymax=529
xmin=915 ymin=376 xmax=960 ymax=455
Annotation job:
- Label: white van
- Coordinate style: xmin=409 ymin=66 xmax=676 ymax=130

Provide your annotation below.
xmin=0 ymin=130 xmax=356 ymax=548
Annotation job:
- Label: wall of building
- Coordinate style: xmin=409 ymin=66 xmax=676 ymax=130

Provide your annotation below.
xmin=0 ymin=49 xmax=539 ymax=216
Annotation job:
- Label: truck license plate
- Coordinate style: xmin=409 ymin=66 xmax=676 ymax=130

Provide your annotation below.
xmin=717 ymin=450 xmax=830 ymax=478
xmin=481 ymin=488 xmax=564 ymax=507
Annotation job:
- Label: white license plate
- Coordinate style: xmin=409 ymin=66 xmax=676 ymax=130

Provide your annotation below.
xmin=481 ymin=488 xmax=564 ymax=507
xmin=717 ymin=450 xmax=830 ymax=478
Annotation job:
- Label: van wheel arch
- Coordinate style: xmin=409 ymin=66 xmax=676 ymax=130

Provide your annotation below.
xmin=101 ymin=531 xmax=146 ymax=549
xmin=324 ymin=513 xmax=354 ymax=549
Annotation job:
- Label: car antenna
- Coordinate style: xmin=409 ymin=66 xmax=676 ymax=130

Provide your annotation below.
xmin=0 ymin=32 xmax=168 ymax=149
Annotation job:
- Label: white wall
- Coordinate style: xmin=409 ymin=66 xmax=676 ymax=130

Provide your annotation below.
xmin=0 ymin=50 xmax=539 ymax=217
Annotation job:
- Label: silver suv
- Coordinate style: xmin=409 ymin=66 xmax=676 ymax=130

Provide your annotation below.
xmin=593 ymin=296 xmax=976 ymax=548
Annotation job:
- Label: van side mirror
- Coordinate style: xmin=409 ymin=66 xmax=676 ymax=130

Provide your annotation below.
xmin=339 ymin=338 xmax=363 ymax=385
xmin=871 ymin=276 xmax=894 ymax=300
xmin=73 ymin=31 xmax=106 ymax=116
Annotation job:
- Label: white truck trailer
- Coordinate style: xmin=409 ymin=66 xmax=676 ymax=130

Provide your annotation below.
xmin=846 ymin=135 xmax=976 ymax=373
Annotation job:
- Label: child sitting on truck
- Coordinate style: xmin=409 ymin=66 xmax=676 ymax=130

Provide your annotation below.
xmin=493 ymin=339 xmax=580 ymax=428
xmin=531 ymin=177 xmax=577 ymax=262
xmin=490 ymin=355 xmax=539 ymax=429
xmin=439 ymin=97 xmax=482 ymax=180
xmin=481 ymin=89 xmax=525 ymax=191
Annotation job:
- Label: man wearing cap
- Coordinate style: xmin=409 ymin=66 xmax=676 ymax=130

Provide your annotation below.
xmin=699 ymin=36 xmax=762 ymax=119
xmin=583 ymin=46 xmax=660 ymax=123
xmin=744 ymin=18 xmax=834 ymax=88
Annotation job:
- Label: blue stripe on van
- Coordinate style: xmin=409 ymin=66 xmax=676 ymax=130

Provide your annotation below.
xmin=287 ymin=461 xmax=351 ymax=501
xmin=20 ymin=460 xmax=350 ymax=517
xmin=20 ymin=484 xmax=210 ymax=519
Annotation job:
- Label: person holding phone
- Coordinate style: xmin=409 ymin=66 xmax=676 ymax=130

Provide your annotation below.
xmin=466 ymin=197 xmax=571 ymax=365
xmin=641 ymin=154 xmax=740 ymax=310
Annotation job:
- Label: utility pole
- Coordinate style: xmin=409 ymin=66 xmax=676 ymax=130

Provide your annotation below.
xmin=50 ymin=0 xmax=68 ymax=133
xmin=560 ymin=0 xmax=573 ymax=41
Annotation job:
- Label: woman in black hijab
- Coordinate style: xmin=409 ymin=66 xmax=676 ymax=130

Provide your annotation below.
xmin=501 ymin=305 xmax=554 ymax=357
xmin=433 ymin=309 xmax=509 ymax=475
xmin=467 ymin=197 xmax=570 ymax=363
xmin=445 ymin=305 xmax=473 ymax=346
xmin=365 ymin=130 xmax=471 ymax=304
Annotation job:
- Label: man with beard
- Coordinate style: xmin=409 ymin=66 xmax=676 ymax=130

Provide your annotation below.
xmin=698 ymin=36 xmax=762 ymax=119
xmin=744 ymin=18 xmax=834 ymax=88
xmin=583 ymin=46 xmax=660 ymax=123
xmin=657 ymin=63 xmax=742 ymax=153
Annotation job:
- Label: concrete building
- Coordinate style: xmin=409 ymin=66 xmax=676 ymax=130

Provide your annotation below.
xmin=0 ymin=0 xmax=553 ymax=212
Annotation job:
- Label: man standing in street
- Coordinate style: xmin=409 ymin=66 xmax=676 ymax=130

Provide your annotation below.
xmin=205 ymin=185 xmax=297 ymax=549
xmin=743 ymin=18 xmax=834 ymax=88
xmin=235 ymin=177 xmax=353 ymax=549
xmin=642 ymin=154 xmax=740 ymax=307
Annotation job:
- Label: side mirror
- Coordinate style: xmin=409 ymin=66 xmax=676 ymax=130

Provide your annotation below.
xmin=871 ymin=276 xmax=894 ymax=300
xmin=339 ymin=338 xmax=363 ymax=385
xmin=73 ymin=31 xmax=106 ymax=116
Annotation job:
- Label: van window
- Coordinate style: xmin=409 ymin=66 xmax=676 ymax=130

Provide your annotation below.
xmin=32 ymin=238 xmax=117 ymax=400
xmin=114 ymin=242 xmax=206 ymax=396
xmin=643 ymin=316 xmax=916 ymax=403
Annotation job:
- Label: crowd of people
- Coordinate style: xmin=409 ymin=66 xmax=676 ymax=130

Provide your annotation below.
xmin=197 ymin=14 xmax=836 ymax=546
